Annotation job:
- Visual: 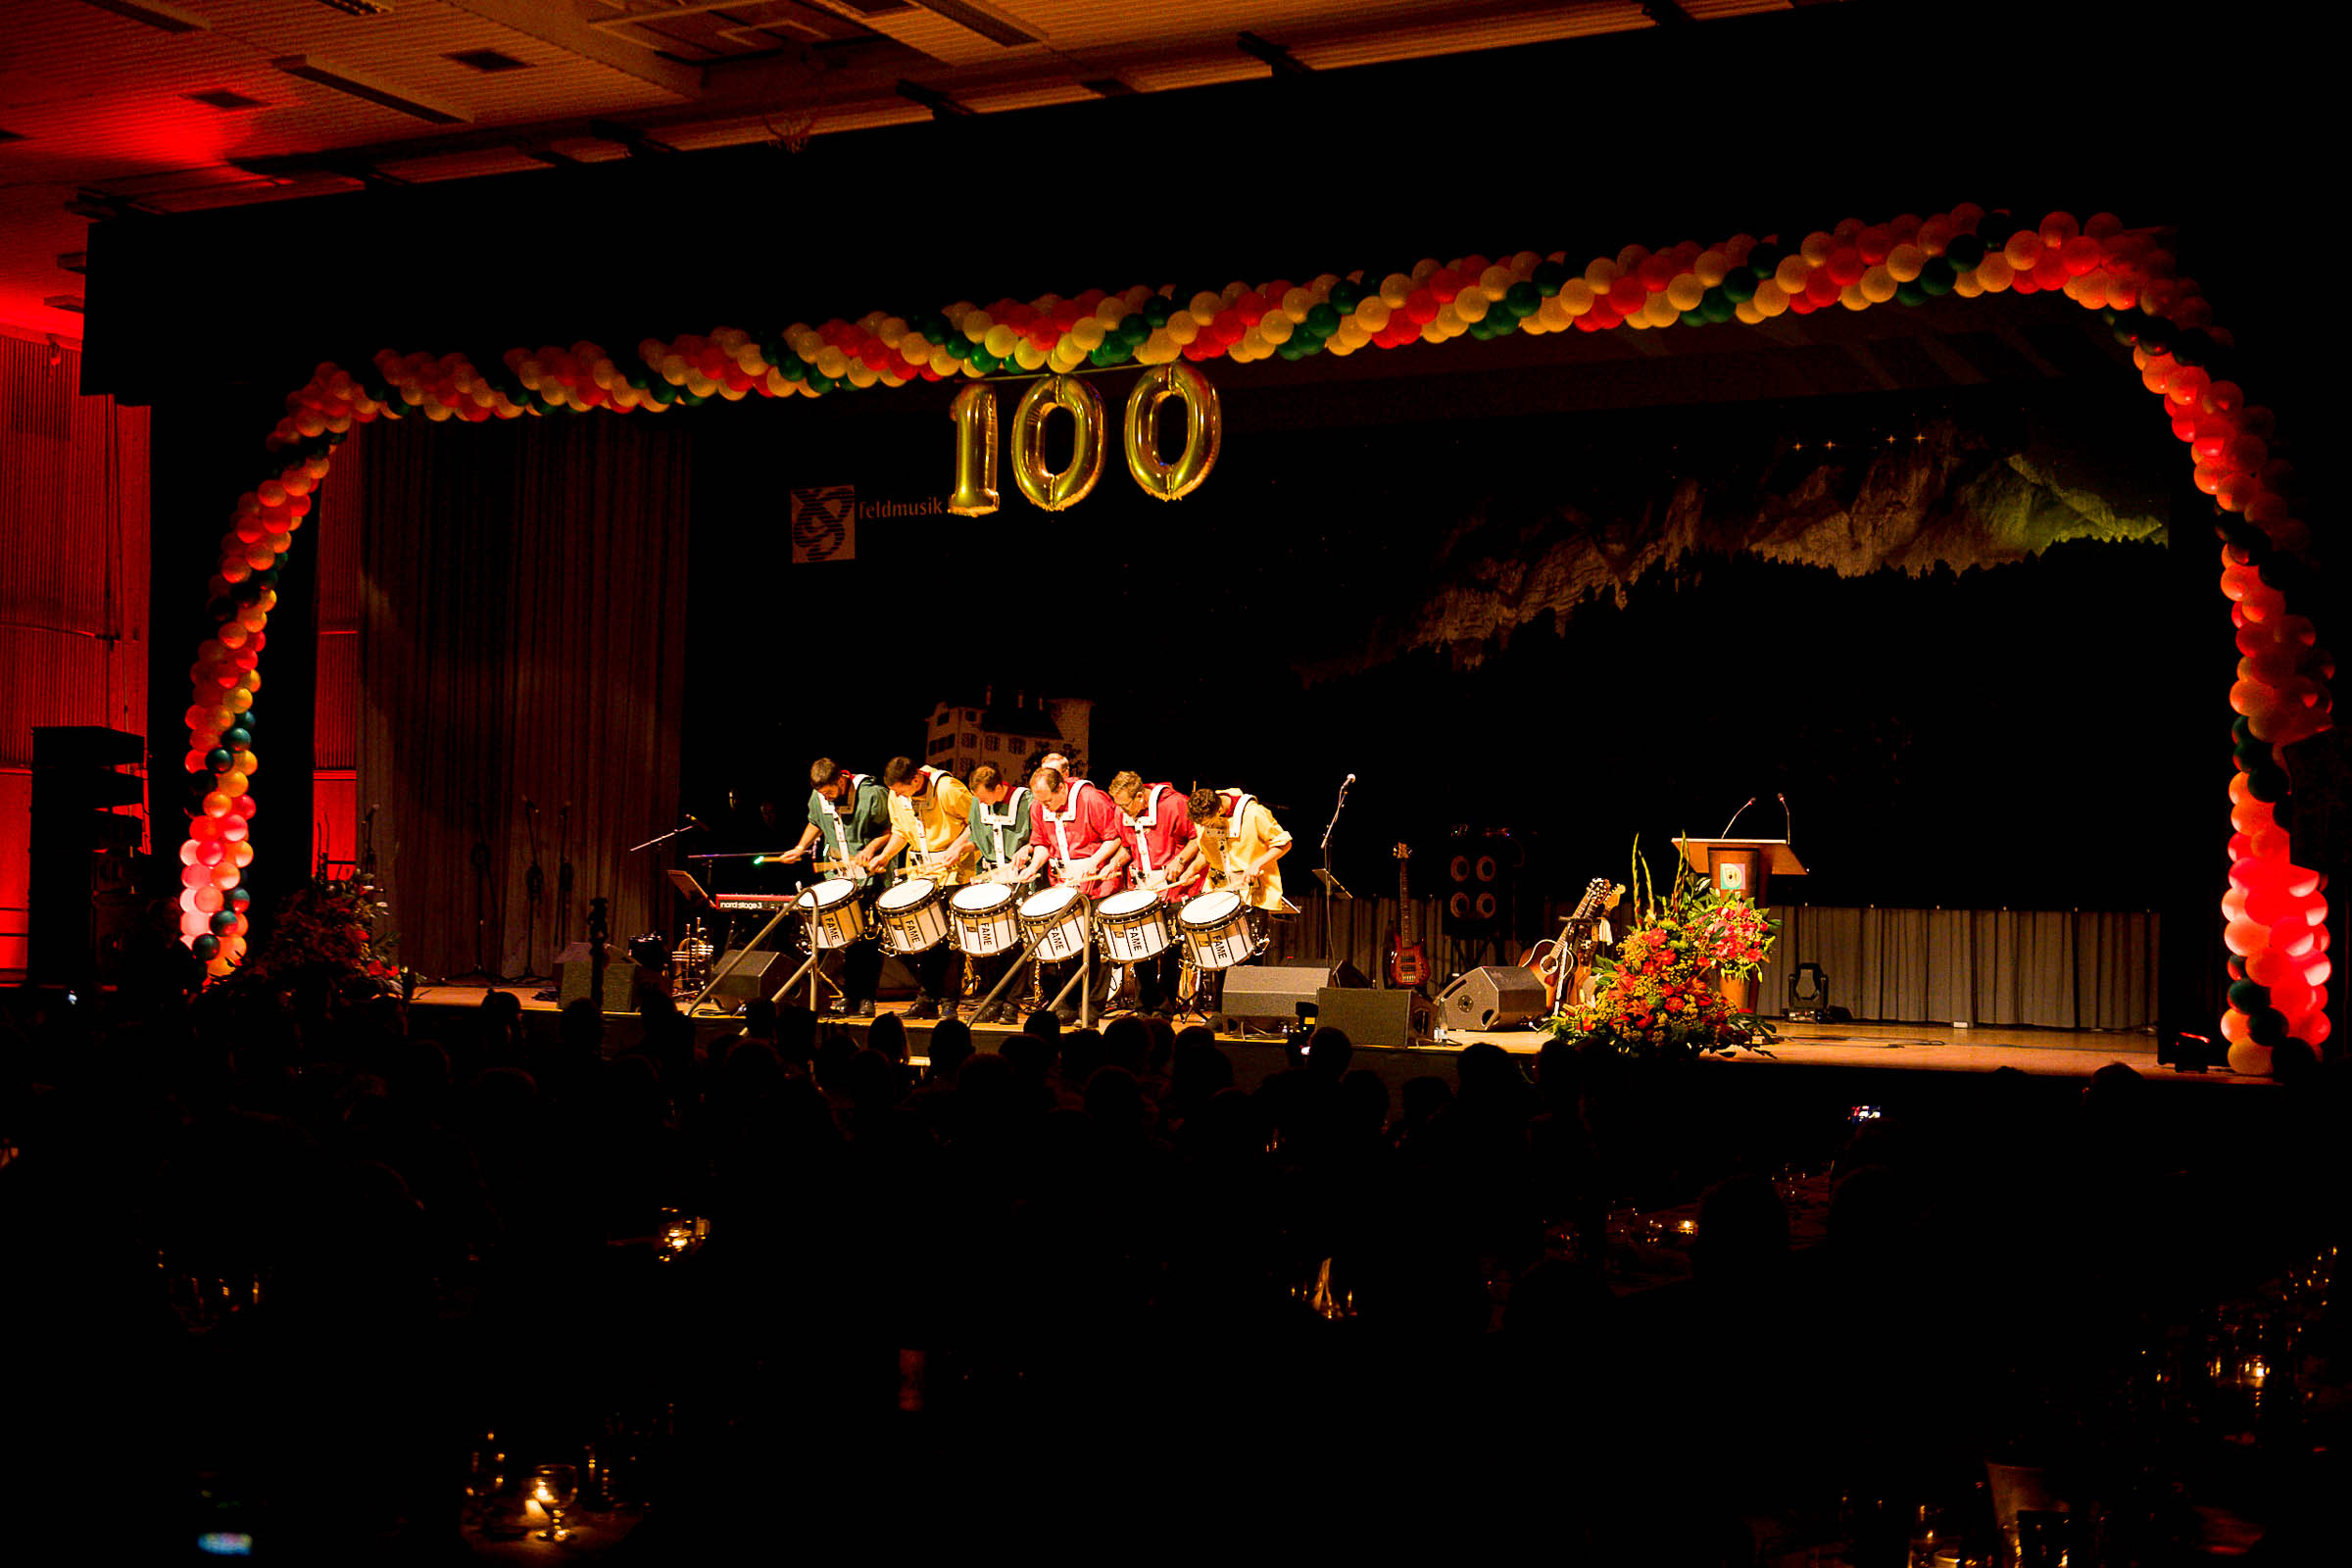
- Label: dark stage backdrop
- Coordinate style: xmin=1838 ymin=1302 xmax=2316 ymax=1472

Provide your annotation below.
xmin=350 ymin=414 xmax=690 ymax=981
xmin=678 ymin=375 xmax=2213 ymax=920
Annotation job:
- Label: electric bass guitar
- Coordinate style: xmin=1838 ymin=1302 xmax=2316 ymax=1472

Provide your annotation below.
xmin=1521 ymin=877 xmax=1614 ymax=1011
xmin=1385 ymin=843 xmax=1429 ymax=989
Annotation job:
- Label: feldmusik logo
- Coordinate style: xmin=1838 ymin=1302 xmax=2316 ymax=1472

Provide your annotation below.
xmin=788 ymin=485 xmax=855 ymax=563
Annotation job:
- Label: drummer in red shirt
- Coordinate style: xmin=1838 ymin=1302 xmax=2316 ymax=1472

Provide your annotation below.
xmin=1108 ymin=770 xmax=1198 ymax=1016
xmin=1010 ymin=765 xmax=1127 ymax=1021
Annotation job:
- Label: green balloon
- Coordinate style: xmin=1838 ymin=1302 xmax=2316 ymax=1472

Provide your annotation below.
xmin=2229 ymin=979 xmax=2269 ymax=1012
xmin=1143 ymin=297 xmax=1177 ymax=327
xmin=1681 ymin=309 xmax=1707 ymax=327
xmin=1504 ymin=280 xmax=1542 ymax=318
xmin=1532 ymin=260 xmax=1570 ymax=296
xmin=1328 ymin=279 xmax=1363 ymax=312
xmin=1895 ymin=281 xmax=1927 ymax=307
xmin=1722 ymin=271 xmax=1757 ymax=304
xmin=1919 ymin=257 xmax=1957 ymax=295
xmin=1942 ymin=234 xmax=1985 ymax=270
xmin=1304 ymin=302 xmax=1342 ymax=335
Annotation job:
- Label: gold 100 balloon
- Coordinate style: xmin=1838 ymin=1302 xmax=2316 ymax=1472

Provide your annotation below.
xmin=948 ymin=363 xmax=1223 ymax=514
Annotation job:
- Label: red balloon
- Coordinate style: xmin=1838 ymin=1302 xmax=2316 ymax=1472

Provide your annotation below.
xmin=1608 ymin=276 xmax=1647 ymax=315
xmin=1826 ymin=248 xmax=1866 ymax=287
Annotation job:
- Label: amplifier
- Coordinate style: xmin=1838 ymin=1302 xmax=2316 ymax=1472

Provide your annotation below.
xmin=1217 ymin=963 xmax=1333 ymax=1023
xmin=1433 ymin=965 xmax=1549 ymax=1031
xmin=1311 ymin=987 xmax=1434 ymax=1049
xmin=713 ymin=948 xmax=791 ymax=1012
xmin=555 ymin=943 xmax=660 ymax=1012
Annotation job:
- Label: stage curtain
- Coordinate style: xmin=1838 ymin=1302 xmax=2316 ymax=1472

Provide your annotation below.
xmin=0 ymin=336 xmax=149 ymax=978
xmin=1756 ymin=906 xmax=2159 ymax=1031
xmin=351 ymin=413 xmax=689 ymax=981
xmin=1278 ymin=900 xmax=2157 ymax=1033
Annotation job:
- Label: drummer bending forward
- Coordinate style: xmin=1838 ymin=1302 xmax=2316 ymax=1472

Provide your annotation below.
xmin=1010 ymin=766 xmax=1128 ymax=1023
xmin=1109 ymin=770 xmax=1200 ymax=1017
xmin=962 ymin=763 xmax=1033 ymax=1023
xmin=1187 ymin=785 xmax=1295 ymax=1010
xmin=776 ymin=758 xmax=893 ymax=1016
xmin=858 ymin=756 xmax=978 ymax=1021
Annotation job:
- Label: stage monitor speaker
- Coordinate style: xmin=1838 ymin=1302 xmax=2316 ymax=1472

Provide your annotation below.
xmin=1312 ymin=987 xmax=1434 ymax=1050
xmin=714 ymin=948 xmax=790 ymax=1011
xmin=1434 ymin=965 xmax=1548 ymax=1031
xmin=1219 ymin=963 xmax=1333 ymax=1022
xmin=555 ymin=943 xmax=658 ymax=1012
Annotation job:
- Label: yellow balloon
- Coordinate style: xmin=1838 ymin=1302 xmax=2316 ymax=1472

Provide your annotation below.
xmin=1123 ymin=363 xmax=1223 ymax=502
xmin=1666 ymin=273 xmax=1705 ymax=311
xmin=1009 ymin=375 xmax=1105 ymax=512
xmin=947 ymin=384 xmax=1000 ymax=516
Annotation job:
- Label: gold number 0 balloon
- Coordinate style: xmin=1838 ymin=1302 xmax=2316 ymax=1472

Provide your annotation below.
xmin=1008 ymin=374 xmax=1105 ymax=512
xmin=1123 ymin=363 xmax=1223 ymax=501
xmin=946 ymin=383 xmax=999 ymax=516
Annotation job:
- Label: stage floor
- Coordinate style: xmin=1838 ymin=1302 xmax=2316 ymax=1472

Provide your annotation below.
xmin=407 ymin=984 xmax=2248 ymax=1087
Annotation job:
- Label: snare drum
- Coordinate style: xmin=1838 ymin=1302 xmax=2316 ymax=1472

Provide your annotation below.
xmin=1019 ymin=885 xmax=1090 ymax=962
xmin=875 ymin=877 xmax=950 ymax=955
xmin=949 ymin=882 xmax=1023 ymax=955
xmin=1177 ymin=888 xmax=1258 ymax=970
xmin=1096 ymin=887 xmax=1173 ymax=963
xmin=795 ymin=878 xmax=867 ymax=949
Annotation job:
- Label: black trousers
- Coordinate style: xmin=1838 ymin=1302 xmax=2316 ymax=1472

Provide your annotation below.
xmin=833 ymin=938 xmax=883 ymax=1005
xmin=906 ymin=940 xmax=963 ymax=1004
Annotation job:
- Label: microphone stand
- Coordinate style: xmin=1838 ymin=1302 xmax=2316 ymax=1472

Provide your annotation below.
xmin=628 ymin=821 xmax=702 ymax=855
xmin=1316 ymin=776 xmax=1355 ymax=967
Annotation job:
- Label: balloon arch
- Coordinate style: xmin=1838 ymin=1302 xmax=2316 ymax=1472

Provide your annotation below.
xmin=172 ymin=201 xmax=2333 ymax=1072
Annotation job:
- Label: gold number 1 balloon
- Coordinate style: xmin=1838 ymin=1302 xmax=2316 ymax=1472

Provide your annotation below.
xmin=1008 ymin=374 xmax=1105 ymax=512
xmin=1123 ymin=363 xmax=1222 ymax=501
xmin=946 ymin=383 xmax=999 ymax=515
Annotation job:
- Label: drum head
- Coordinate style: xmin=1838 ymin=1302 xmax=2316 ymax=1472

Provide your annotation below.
xmin=1181 ymin=889 xmax=1242 ymax=925
xmin=1020 ymin=886 xmax=1079 ymax=918
xmin=800 ymin=878 xmax=858 ymax=909
xmin=878 ymin=878 xmax=935 ymax=910
xmin=1098 ymin=888 xmax=1158 ymax=917
xmin=952 ymin=883 xmax=1014 ymax=912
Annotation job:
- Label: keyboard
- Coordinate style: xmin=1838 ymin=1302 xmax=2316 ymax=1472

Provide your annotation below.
xmin=713 ymin=894 xmax=799 ymax=912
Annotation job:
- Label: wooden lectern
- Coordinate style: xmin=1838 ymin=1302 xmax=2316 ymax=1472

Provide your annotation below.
xmin=1675 ymin=837 xmax=1807 ymax=1015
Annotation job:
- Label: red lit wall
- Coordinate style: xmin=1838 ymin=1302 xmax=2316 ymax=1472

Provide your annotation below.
xmin=0 ymin=331 xmax=151 ymax=978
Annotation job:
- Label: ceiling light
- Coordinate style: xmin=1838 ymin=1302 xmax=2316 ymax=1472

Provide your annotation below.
xmin=314 ymin=0 xmax=396 ymax=15
xmin=0 ymin=127 xmax=25 ymax=143
xmin=187 ymin=88 xmax=270 ymax=111
xmin=272 ymin=55 xmax=469 ymax=124
xmin=45 ymin=296 xmax=87 ymax=314
xmin=58 ymin=251 xmax=89 ymax=274
xmin=76 ymin=0 xmax=211 ymax=31
xmin=447 ymin=49 xmax=531 ymax=74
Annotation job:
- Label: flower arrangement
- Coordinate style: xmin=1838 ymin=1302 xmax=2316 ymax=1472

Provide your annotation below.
xmin=1549 ymin=841 xmax=1779 ymax=1061
xmin=220 ymin=869 xmax=402 ymax=1002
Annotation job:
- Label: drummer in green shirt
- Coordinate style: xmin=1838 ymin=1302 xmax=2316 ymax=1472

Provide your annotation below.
xmin=960 ymin=761 xmax=1033 ymax=1022
xmin=776 ymin=757 xmax=894 ymax=1014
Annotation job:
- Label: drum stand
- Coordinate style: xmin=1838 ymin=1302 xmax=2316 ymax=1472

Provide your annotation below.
xmin=1040 ymin=900 xmax=1102 ymax=1028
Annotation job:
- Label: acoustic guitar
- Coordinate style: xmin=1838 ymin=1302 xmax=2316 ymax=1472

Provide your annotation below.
xmin=1521 ymin=876 xmax=1614 ymax=1011
xmin=1386 ymin=843 xmax=1429 ymax=990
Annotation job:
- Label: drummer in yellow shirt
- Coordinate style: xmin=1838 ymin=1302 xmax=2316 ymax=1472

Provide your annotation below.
xmin=1186 ymin=786 xmax=1295 ymax=915
xmin=857 ymin=756 xmax=979 ymax=1020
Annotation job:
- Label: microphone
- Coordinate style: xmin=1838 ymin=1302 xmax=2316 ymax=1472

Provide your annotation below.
xmin=1344 ymin=773 xmax=1356 ymax=787
xmin=681 ymin=812 xmax=702 ymax=827
xmin=1778 ymin=792 xmax=1790 ymax=841
xmin=520 ymin=796 xmax=533 ymax=809
xmin=365 ymin=803 xmax=378 ymax=824
xmin=1720 ymin=798 xmax=1756 ymax=837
